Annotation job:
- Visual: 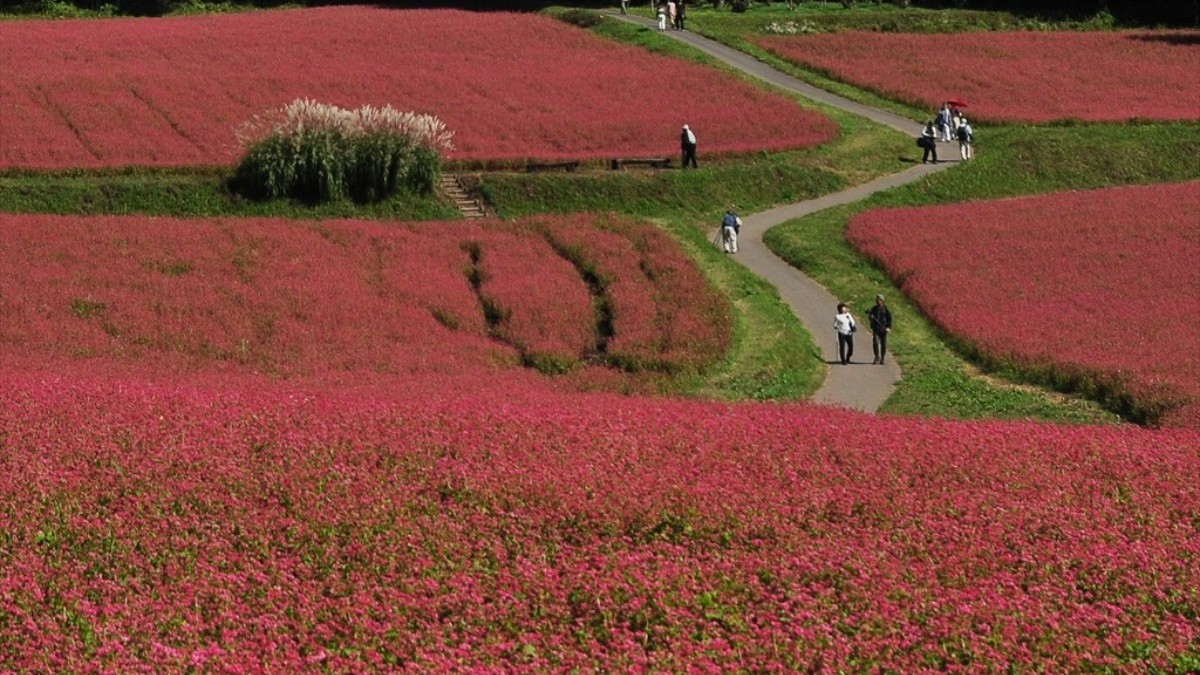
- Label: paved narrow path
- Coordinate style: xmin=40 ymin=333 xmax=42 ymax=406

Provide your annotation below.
xmin=612 ymin=13 xmax=956 ymax=411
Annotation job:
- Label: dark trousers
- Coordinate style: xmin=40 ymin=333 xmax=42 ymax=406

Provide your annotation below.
xmin=682 ymin=146 xmax=697 ymax=168
xmin=922 ymin=140 xmax=938 ymax=163
xmin=872 ymin=330 xmax=888 ymax=363
xmin=838 ymin=333 xmax=854 ymax=365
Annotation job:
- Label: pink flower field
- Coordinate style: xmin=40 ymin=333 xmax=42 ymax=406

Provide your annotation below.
xmin=755 ymin=30 xmax=1200 ymax=123
xmin=847 ymin=181 xmax=1200 ymax=427
xmin=0 ymin=213 xmax=729 ymax=388
xmin=0 ymin=7 xmax=838 ymax=169
xmin=1 ymin=373 xmax=1198 ymax=670
xmin=2 ymin=211 xmax=1198 ymax=669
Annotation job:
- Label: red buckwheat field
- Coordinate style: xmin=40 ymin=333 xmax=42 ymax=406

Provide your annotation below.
xmin=1 ymin=210 xmax=1199 ymax=670
xmin=2 ymin=5 xmax=1199 ymax=672
xmin=755 ymin=30 xmax=1200 ymax=123
xmin=0 ymin=6 xmax=837 ymax=169
xmin=0 ymin=213 xmax=730 ymax=388
xmin=848 ymin=181 xmax=1200 ymax=427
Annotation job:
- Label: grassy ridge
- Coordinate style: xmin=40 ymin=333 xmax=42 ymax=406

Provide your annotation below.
xmin=0 ymin=169 xmax=459 ymax=220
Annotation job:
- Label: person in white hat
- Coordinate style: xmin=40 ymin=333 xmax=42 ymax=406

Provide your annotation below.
xmin=680 ymin=124 xmax=697 ymax=169
xmin=720 ymin=207 xmax=741 ymax=254
xmin=956 ymin=117 xmax=974 ymax=161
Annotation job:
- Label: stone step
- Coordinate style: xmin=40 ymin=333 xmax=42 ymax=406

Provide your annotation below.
xmin=440 ymin=173 xmax=487 ymax=219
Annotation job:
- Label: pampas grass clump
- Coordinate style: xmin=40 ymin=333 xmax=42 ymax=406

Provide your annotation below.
xmin=233 ymin=99 xmax=454 ymax=203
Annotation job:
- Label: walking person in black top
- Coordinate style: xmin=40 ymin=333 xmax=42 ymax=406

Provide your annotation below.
xmin=868 ymin=294 xmax=892 ymax=365
xmin=920 ymin=121 xmax=938 ymax=164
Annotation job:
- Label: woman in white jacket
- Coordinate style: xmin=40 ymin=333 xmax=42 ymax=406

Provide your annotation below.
xmin=834 ymin=302 xmax=857 ymax=365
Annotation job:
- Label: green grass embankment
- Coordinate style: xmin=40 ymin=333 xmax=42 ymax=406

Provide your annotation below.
xmin=0 ymin=168 xmax=460 ymax=220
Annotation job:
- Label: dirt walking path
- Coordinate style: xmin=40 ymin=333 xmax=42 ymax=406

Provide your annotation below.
xmin=613 ymin=13 xmax=956 ymax=411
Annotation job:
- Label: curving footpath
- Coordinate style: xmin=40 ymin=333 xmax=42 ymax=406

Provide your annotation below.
xmin=612 ymin=13 xmax=956 ymax=412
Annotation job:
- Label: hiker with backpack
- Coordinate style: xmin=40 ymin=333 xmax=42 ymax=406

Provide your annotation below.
xmin=721 ymin=208 xmax=742 ymax=254
xmin=956 ymin=117 xmax=974 ymax=161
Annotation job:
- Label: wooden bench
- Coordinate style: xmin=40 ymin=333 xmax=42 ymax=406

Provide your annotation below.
xmin=526 ymin=160 xmax=580 ymax=173
xmin=610 ymin=157 xmax=673 ymax=170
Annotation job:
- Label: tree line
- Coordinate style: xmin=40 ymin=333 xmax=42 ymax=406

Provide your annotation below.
xmin=0 ymin=0 xmax=1195 ymax=27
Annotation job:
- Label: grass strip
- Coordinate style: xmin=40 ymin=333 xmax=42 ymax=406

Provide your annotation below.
xmin=0 ymin=168 xmax=460 ymax=220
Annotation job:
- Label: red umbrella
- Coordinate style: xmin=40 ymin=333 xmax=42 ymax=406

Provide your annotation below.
xmin=947 ymin=98 xmax=969 ymax=108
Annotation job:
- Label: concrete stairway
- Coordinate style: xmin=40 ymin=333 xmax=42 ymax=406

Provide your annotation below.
xmin=441 ymin=174 xmax=486 ymax=219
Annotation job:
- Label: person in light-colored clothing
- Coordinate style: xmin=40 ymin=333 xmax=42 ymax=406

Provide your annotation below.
xmin=956 ymin=117 xmax=974 ymax=161
xmin=721 ymin=208 xmax=741 ymax=254
xmin=937 ymin=103 xmax=952 ymax=142
xmin=657 ymin=2 xmax=667 ymax=30
xmin=834 ymin=302 xmax=857 ymax=365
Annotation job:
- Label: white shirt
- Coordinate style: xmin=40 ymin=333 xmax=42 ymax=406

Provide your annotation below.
xmin=834 ymin=312 xmax=856 ymax=335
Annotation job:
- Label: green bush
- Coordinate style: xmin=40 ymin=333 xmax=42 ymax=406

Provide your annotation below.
xmin=557 ymin=8 xmax=605 ymax=29
xmin=232 ymin=99 xmax=451 ymax=204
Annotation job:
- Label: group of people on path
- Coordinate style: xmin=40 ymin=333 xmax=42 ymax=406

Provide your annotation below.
xmin=656 ymin=0 xmax=687 ymax=31
xmin=713 ymin=203 xmax=897 ymax=364
xmin=833 ymin=295 xmax=892 ymax=366
xmin=919 ymin=102 xmax=973 ymax=164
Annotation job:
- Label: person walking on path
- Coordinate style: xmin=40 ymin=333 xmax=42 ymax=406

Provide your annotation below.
xmin=956 ymin=117 xmax=974 ymax=161
xmin=936 ymin=103 xmax=952 ymax=142
xmin=667 ymin=0 xmax=676 ymax=29
xmin=680 ymin=124 xmax=698 ymax=169
xmin=834 ymin=302 xmax=857 ymax=365
xmin=619 ymin=0 xmax=628 ymax=14
xmin=920 ymin=121 xmax=939 ymax=164
xmin=721 ymin=207 xmax=741 ymax=254
xmin=656 ymin=2 xmax=667 ymax=30
xmin=675 ymin=0 xmax=686 ymax=30
xmin=868 ymin=294 xmax=892 ymax=365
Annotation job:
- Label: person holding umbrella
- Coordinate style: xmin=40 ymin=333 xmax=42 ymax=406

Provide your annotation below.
xmin=947 ymin=98 xmax=968 ymax=129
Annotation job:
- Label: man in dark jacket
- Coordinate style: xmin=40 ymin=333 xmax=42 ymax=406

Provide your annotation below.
xmin=868 ymin=294 xmax=893 ymax=365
